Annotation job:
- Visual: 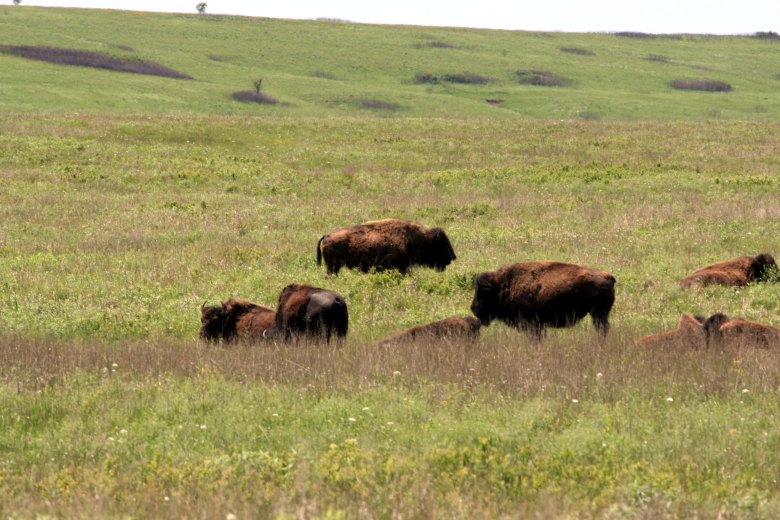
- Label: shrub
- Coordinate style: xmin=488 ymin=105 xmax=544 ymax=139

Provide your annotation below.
xmin=415 ymin=40 xmax=456 ymax=49
xmin=560 ymin=47 xmax=594 ymax=56
xmin=231 ymin=90 xmax=278 ymax=104
xmin=0 ymin=45 xmax=192 ymax=79
xmin=310 ymin=70 xmax=336 ymax=79
xmin=614 ymin=31 xmax=656 ymax=39
xmin=670 ymin=79 xmax=732 ymax=92
xmin=440 ymin=72 xmax=491 ymax=85
xmin=485 ymin=99 xmax=504 ymax=105
xmin=413 ymin=72 xmax=439 ymax=84
xmin=753 ymin=31 xmax=780 ymax=40
xmin=359 ymin=99 xmax=400 ymax=111
xmin=516 ymin=69 xmax=569 ymax=87
xmin=644 ymin=54 xmax=670 ymax=63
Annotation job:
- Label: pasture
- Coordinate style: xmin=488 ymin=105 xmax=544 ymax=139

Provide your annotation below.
xmin=2 ymin=6 xmax=780 ymax=518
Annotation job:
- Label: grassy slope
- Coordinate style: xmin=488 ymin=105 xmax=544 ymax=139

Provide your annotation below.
xmin=1 ymin=7 xmax=780 ymax=118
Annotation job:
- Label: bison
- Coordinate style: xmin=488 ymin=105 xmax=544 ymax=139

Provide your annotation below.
xmin=200 ymin=297 xmax=276 ymax=343
xmin=275 ymin=284 xmax=348 ymax=343
xmin=703 ymin=312 xmax=780 ymax=348
xmin=680 ymin=253 xmax=777 ymax=288
xmin=470 ymin=261 xmax=616 ymax=340
xmin=316 ymin=219 xmax=456 ymax=275
xmin=635 ymin=313 xmax=707 ymax=348
xmin=376 ymin=315 xmax=481 ymax=346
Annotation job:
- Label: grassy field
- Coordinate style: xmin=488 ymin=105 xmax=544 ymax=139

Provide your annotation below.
xmin=1 ymin=7 xmax=780 ymax=119
xmin=3 ymin=6 xmax=780 ymax=518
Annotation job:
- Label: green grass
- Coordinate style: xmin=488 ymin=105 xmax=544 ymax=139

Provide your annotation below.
xmin=2 ymin=7 xmax=780 ymax=118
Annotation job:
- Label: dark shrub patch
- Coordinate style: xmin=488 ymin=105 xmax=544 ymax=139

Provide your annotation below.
xmin=310 ymin=70 xmax=336 ymax=79
xmin=0 ymin=45 xmax=192 ymax=79
xmin=232 ymin=90 xmax=278 ymax=104
xmin=413 ymin=72 xmax=439 ymax=84
xmin=440 ymin=72 xmax=491 ymax=85
xmin=415 ymin=40 xmax=456 ymax=49
xmin=560 ymin=46 xmax=594 ymax=56
xmin=359 ymin=99 xmax=400 ymax=111
xmin=112 ymin=44 xmax=135 ymax=52
xmin=644 ymin=54 xmax=669 ymax=63
xmin=615 ymin=31 xmax=656 ymax=39
xmin=516 ymin=69 xmax=569 ymax=87
xmin=485 ymin=99 xmax=504 ymax=105
xmin=208 ymin=54 xmax=228 ymax=62
xmin=754 ymin=31 xmax=780 ymax=40
xmin=670 ymin=79 xmax=732 ymax=92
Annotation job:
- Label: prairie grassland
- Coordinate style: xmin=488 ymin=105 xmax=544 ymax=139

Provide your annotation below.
xmin=2 ymin=114 xmax=780 ymax=517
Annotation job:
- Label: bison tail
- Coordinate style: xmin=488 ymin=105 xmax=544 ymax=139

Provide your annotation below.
xmin=316 ymin=235 xmax=325 ymax=266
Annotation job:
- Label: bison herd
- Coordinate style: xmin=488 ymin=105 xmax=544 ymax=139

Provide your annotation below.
xmin=201 ymin=218 xmax=779 ymax=348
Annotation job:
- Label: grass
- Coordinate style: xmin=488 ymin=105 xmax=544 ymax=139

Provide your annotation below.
xmin=1 ymin=7 xmax=780 ymax=118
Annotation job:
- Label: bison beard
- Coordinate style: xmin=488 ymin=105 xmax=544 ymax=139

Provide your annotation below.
xmin=275 ymin=284 xmax=348 ymax=344
xmin=680 ymin=253 xmax=777 ymax=288
xmin=316 ymin=219 xmax=456 ymax=275
xmin=470 ymin=261 xmax=616 ymax=340
xmin=200 ymin=297 xmax=275 ymax=343
xmin=376 ymin=315 xmax=481 ymax=346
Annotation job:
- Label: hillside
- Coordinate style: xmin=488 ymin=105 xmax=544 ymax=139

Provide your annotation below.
xmin=1 ymin=6 xmax=780 ymax=118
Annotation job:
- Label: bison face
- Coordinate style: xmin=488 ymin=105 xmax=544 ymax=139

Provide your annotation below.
xmin=750 ymin=253 xmax=778 ymax=282
xmin=470 ymin=272 xmax=499 ymax=326
xmin=427 ymin=228 xmax=457 ymax=271
xmin=200 ymin=304 xmax=228 ymax=341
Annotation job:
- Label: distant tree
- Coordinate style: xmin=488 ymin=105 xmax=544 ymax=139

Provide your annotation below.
xmin=253 ymin=79 xmax=263 ymax=93
xmin=196 ymin=2 xmax=207 ymax=14
xmin=13 ymin=0 xmax=22 ymax=5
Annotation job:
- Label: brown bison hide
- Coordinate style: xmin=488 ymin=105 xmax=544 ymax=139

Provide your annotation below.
xmin=377 ymin=315 xmax=481 ymax=346
xmin=316 ymin=219 xmax=456 ymax=275
xmin=703 ymin=312 xmax=780 ymax=348
xmin=275 ymin=284 xmax=348 ymax=343
xmin=680 ymin=253 xmax=777 ymax=288
xmin=200 ymin=297 xmax=275 ymax=343
xmin=470 ymin=261 xmax=616 ymax=339
xmin=636 ymin=313 xmax=706 ymax=348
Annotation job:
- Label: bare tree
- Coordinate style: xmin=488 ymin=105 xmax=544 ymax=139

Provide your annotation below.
xmin=253 ymin=79 xmax=263 ymax=94
xmin=196 ymin=2 xmax=207 ymax=14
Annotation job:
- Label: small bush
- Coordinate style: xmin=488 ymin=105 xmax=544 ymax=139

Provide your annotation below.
xmin=413 ymin=72 xmax=439 ymax=84
xmin=485 ymin=99 xmax=504 ymax=105
xmin=0 ymin=45 xmax=191 ymax=79
xmin=415 ymin=40 xmax=456 ymax=49
xmin=359 ymin=99 xmax=400 ymax=111
xmin=670 ymin=79 xmax=732 ymax=92
xmin=560 ymin=47 xmax=594 ymax=56
xmin=440 ymin=73 xmax=491 ymax=85
xmin=644 ymin=54 xmax=670 ymax=63
xmin=310 ymin=70 xmax=336 ymax=80
xmin=516 ymin=69 xmax=569 ymax=87
xmin=753 ymin=31 xmax=780 ymax=40
xmin=615 ymin=31 xmax=656 ymax=39
xmin=232 ymin=90 xmax=278 ymax=104
xmin=207 ymin=54 xmax=227 ymax=62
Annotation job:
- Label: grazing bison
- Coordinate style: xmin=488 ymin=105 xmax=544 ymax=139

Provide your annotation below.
xmin=680 ymin=253 xmax=777 ymax=288
xmin=703 ymin=312 xmax=780 ymax=348
xmin=636 ymin=313 xmax=707 ymax=348
xmin=377 ymin=315 xmax=481 ymax=346
xmin=275 ymin=284 xmax=348 ymax=343
xmin=316 ymin=219 xmax=456 ymax=275
xmin=200 ymin=297 xmax=276 ymax=343
xmin=470 ymin=261 xmax=616 ymax=340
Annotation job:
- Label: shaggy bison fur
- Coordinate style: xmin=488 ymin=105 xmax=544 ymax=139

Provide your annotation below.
xmin=316 ymin=219 xmax=456 ymax=275
xmin=275 ymin=284 xmax=348 ymax=343
xmin=376 ymin=315 xmax=481 ymax=346
xmin=470 ymin=261 xmax=616 ymax=340
xmin=200 ymin=297 xmax=276 ymax=343
xmin=635 ymin=313 xmax=707 ymax=348
xmin=680 ymin=253 xmax=777 ymax=288
xmin=703 ymin=312 xmax=780 ymax=348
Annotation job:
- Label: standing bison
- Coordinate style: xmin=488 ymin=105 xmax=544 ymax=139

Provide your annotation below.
xmin=316 ymin=219 xmax=456 ymax=275
xmin=470 ymin=261 xmax=616 ymax=340
xmin=200 ymin=297 xmax=276 ymax=343
xmin=376 ymin=315 xmax=481 ymax=346
xmin=275 ymin=284 xmax=348 ymax=343
xmin=680 ymin=253 xmax=777 ymax=288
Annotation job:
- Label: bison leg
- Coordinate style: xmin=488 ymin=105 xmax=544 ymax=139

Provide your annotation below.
xmin=591 ymin=310 xmax=610 ymax=337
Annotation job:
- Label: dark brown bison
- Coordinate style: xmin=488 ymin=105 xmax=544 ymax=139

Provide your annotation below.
xmin=200 ymin=297 xmax=276 ymax=343
xmin=275 ymin=284 xmax=348 ymax=343
xmin=703 ymin=312 xmax=780 ymax=348
xmin=377 ymin=315 xmax=481 ymax=346
xmin=680 ymin=253 xmax=777 ymax=288
xmin=316 ymin=219 xmax=456 ymax=275
xmin=635 ymin=313 xmax=707 ymax=348
xmin=470 ymin=261 xmax=616 ymax=340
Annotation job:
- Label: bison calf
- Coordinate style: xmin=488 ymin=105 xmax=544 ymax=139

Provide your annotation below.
xmin=470 ymin=261 xmax=616 ymax=340
xmin=680 ymin=253 xmax=777 ymax=288
xmin=635 ymin=313 xmax=707 ymax=348
xmin=316 ymin=219 xmax=456 ymax=275
xmin=377 ymin=315 xmax=481 ymax=346
xmin=275 ymin=284 xmax=348 ymax=344
xmin=200 ymin=297 xmax=276 ymax=343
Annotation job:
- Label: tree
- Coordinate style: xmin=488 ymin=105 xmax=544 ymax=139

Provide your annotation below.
xmin=253 ymin=79 xmax=263 ymax=94
xmin=13 ymin=0 xmax=22 ymax=5
xmin=196 ymin=2 xmax=207 ymax=14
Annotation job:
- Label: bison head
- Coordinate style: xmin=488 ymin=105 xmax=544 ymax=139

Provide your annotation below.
xmin=702 ymin=312 xmax=730 ymax=345
xmin=749 ymin=253 xmax=777 ymax=282
xmin=200 ymin=303 xmax=229 ymax=341
xmin=424 ymin=227 xmax=457 ymax=271
xmin=470 ymin=272 xmax=499 ymax=326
